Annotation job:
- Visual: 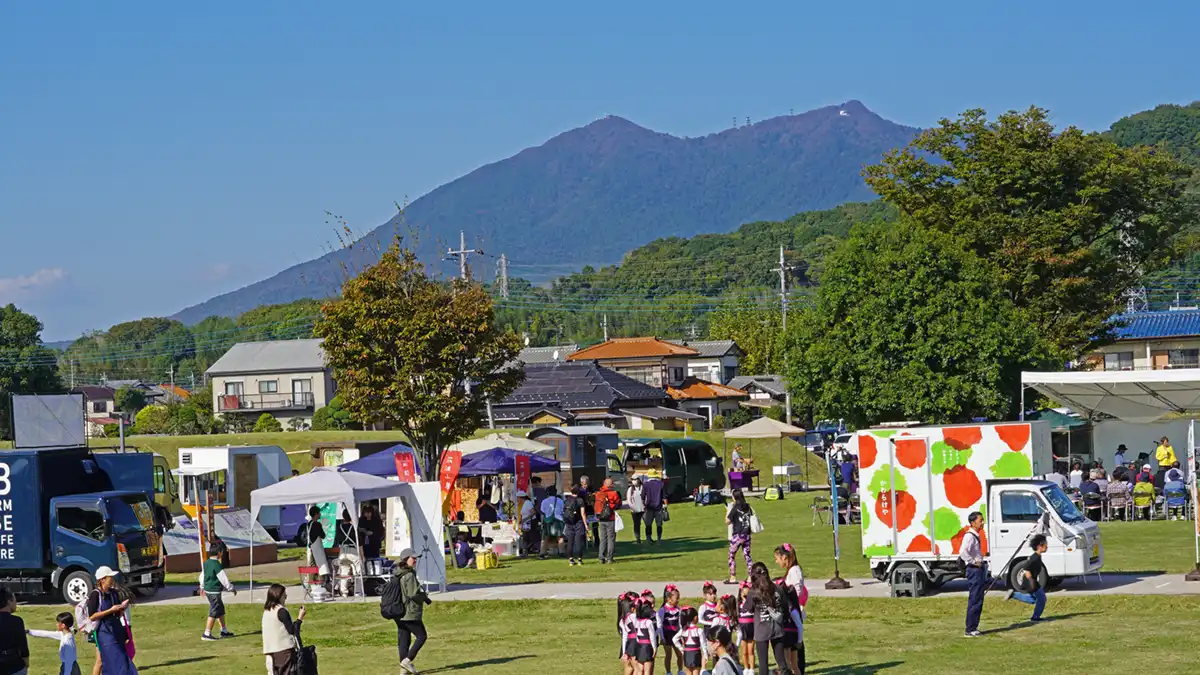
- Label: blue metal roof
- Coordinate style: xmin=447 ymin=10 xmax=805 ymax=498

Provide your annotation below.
xmin=1113 ymin=309 xmax=1200 ymax=340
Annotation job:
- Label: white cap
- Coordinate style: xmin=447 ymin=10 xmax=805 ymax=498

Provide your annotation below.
xmin=94 ymin=566 xmax=119 ymax=581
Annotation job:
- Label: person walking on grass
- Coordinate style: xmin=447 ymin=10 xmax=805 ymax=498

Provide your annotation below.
xmin=642 ymin=469 xmax=667 ymax=544
xmin=388 ymin=549 xmax=432 ymax=675
xmin=563 ymin=485 xmax=590 ymax=565
xmin=27 ymin=611 xmax=78 ymax=675
xmin=724 ymin=489 xmax=754 ymax=584
xmin=200 ymin=542 xmax=236 ymax=641
xmin=960 ymin=511 xmax=987 ymax=638
xmin=626 ymin=477 xmax=646 ymax=544
xmin=595 ymin=478 xmax=622 ymax=564
xmin=579 ymin=475 xmax=600 ymax=550
xmin=261 ymin=584 xmax=306 ymax=675
xmin=1006 ymin=535 xmax=1048 ymax=622
xmin=87 ymin=567 xmax=134 ymax=675
xmin=539 ymin=486 xmax=565 ymax=559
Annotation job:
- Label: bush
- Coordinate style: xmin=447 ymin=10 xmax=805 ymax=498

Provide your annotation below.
xmin=311 ymin=395 xmax=359 ymax=431
xmin=727 ymin=408 xmax=752 ymax=428
xmin=131 ymin=405 xmax=169 ymax=435
xmin=712 ymin=414 xmax=726 ymax=431
xmin=252 ymin=413 xmax=282 ymax=433
xmin=101 ymin=423 xmax=120 ymax=438
xmin=765 ymin=406 xmax=785 ymax=421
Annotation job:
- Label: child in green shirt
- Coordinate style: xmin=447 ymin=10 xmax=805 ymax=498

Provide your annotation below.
xmin=199 ymin=542 xmax=237 ymax=641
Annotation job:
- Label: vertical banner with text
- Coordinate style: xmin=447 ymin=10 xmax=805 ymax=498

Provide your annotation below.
xmin=439 ymin=450 xmax=463 ymax=494
xmin=394 ymin=452 xmax=417 ymax=483
xmin=515 ymin=454 xmax=531 ymax=495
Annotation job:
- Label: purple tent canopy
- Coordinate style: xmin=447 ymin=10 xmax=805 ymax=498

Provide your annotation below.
xmin=338 ymin=443 xmax=422 ymax=479
xmin=458 ymin=447 xmax=560 ymax=477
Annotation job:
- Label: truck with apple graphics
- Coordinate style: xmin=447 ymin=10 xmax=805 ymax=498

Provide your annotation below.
xmin=851 ymin=421 xmax=1103 ymax=597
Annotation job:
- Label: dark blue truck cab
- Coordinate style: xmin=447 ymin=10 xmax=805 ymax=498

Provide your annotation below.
xmin=0 ymin=448 xmax=163 ymax=604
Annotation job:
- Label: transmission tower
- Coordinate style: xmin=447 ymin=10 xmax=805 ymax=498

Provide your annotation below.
xmin=496 ymin=254 xmax=509 ymax=299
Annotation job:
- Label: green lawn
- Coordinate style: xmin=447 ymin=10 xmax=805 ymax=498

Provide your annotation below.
xmin=447 ymin=492 xmax=1199 ymax=584
xmin=15 ymin=595 xmax=1200 ymax=674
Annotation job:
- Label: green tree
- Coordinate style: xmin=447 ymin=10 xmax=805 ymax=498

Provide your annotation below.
xmin=315 ymin=240 xmax=523 ymax=477
xmin=708 ymin=301 xmax=784 ymax=375
xmin=0 ymin=305 xmax=63 ymax=440
xmin=786 ymin=219 xmax=1054 ymax=427
xmin=311 ymin=395 xmax=359 ymax=431
xmin=764 ymin=405 xmax=785 ymax=422
xmin=253 ymin=413 xmax=282 ymax=433
xmin=114 ymin=386 xmax=147 ymax=414
xmin=132 ymin=405 xmax=169 ymax=435
xmin=864 ymin=107 xmax=1197 ymax=361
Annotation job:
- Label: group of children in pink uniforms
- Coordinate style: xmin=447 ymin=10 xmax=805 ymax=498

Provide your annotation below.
xmin=618 ymin=544 xmax=807 ymax=675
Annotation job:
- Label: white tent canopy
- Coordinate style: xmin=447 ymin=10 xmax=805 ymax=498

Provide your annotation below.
xmin=448 ymin=433 xmax=555 ymax=457
xmin=1022 ymin=369 xmax=1200 ymax=423
xmin=250 ymin=467 xmax=408 ymax=526
xmin=725 ymin=416 xmax=806 ymax=439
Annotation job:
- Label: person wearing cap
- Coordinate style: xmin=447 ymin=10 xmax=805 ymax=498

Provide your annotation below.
xmin=1136 ymin=464 xmax=1155 ymax=484
xmin=392 ymin=549 xmax=431 ymax=675
xmin=1112 ymin=444 xmax=1127 ymax=471
xmin=87 ymin=567 xmax=135 ymax=675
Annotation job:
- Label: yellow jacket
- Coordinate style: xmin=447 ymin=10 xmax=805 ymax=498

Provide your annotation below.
xmin=1156 ymin=444 xmax=1177 ymax=467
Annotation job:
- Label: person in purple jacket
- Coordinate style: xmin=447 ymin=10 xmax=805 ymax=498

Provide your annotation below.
xmin=641 ymin=470 xmax=667 ymax=543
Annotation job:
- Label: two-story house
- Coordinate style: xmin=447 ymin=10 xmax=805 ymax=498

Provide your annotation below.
xmin=71 ymin=385 xmax=119 ymax=436
xmin=567 ymin=337 xmax=698 ymax=388
xmin=667 ymin=339 xmax=743 ymax=384
xmin=1084 ymin=309 xmax=1200 ymax=371
xmin=205 ymin=338 xmax=334 ymax=429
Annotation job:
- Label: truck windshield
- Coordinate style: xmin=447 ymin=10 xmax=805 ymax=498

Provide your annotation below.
xmin=1040 ymin=485 xmax=1086 ymax=524
xmin=107 ymin=496 xmax=154 ymax=535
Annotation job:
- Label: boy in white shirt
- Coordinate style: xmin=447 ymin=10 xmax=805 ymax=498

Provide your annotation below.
xmin=26 ymin=611 xmax=79 ymax=675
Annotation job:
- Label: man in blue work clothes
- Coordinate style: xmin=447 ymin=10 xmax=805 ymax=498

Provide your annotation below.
xmin=960 ymin=511 xmax=987 ymax=637
xmin=642 ymin=469 xmax=667 ymax=543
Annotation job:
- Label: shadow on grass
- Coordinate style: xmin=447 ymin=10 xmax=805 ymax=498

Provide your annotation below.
xmin=139 ymin=656 xmax=216 ymax=671
xmin=424 ymin=655 xmax=534 ymax=672
xmin=616 ymin=536 xmax=727 ymax=556
xmin=981 ymin=611 xmax=1099 ymax=635
xmin=810 ymin=660 xmax=903 ymax=674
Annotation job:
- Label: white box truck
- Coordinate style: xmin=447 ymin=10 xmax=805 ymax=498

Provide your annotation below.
xmin=852 ymin=421 xmax=1103 ymax=597
xmin=175 ymin=446 xmax=289 ymax=536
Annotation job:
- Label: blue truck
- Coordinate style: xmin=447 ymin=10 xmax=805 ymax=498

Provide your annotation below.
xmin=0 ymin=447 xmax=163 ymax=604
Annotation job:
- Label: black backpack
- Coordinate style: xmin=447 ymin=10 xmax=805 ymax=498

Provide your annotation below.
xmin=562 ymin=494 xmax=581 ymax=525
xmin=379 ymin=575 xmax=405 ymax=619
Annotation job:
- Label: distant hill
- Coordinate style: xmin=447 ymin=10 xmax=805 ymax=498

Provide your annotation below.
xmin=1107 ymin=101 xmax=1200 ymax=168
xmin=172 ymin=100 xmax=920 ymax=323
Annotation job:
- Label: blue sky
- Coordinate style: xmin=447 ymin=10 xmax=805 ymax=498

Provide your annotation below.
xmin=2 ymin=1 xmax=1197 ymax=340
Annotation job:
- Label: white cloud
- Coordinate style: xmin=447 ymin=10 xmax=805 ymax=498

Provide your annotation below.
xmin=0 ymin=268 xmax=66 ymax=302
xmin=198 ymin=262 xmax=233 ymax=282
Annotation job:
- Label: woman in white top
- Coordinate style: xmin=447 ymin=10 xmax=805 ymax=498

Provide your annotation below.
xmin=1069 ymin=462 xmax=1084 ymax=489
xmin=262 ymin=583 xmax=306 ymax=675
xmin=304 ymin=506 xmax=331 ymax=589
xmin=625 ymin=477 xmax=645 ymax=545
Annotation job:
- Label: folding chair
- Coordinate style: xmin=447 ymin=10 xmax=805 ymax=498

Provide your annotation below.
xmin=811 ymin=496 xmax=832 ymax=526
xmin=298 ymin=566 xmax=320 ymax=602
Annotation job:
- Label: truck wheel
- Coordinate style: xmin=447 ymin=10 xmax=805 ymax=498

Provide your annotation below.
xmin=61 ymin=571 xmax=94 ymax=605
xmin=133 ymin=584 xmax=159 ymax=598
xmin=1009 ymin=559 xmax=1049 ymax=592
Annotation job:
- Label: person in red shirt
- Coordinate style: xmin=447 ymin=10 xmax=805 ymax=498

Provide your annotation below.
xmin=594 ymin=478 xmax=622 ymax=564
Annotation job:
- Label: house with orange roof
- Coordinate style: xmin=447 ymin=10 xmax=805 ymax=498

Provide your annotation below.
xmin=667 ymin=377 xmax=749 ymax=430
xmin=567 ymin=337 xmax=698 ymax=389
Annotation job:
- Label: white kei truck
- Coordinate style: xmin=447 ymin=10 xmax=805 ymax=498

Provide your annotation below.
xmin=850 ymin=421 xmax=1103 ymax=597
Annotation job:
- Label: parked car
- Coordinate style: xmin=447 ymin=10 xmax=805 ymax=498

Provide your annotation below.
xmin=608 ymin=438 xmax=726 ymax=502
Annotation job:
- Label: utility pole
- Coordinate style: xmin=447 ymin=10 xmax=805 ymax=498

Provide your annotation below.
xmin=70 ymin=361 xmax=75 ymax=389
xmin=445 ymin=231 xmax=483 ymax=281
xmin=602 ymin=315 xmax=609 ymax=342
xmin=772 ymin=245 xmax=796 ymax=331
xmin=167 ymin=365 xmax=175 ymax=403
xmin=497 ymin=254 xmax=509 ymax=299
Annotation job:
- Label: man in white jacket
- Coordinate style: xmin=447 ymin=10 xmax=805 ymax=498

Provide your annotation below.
xmin=626 ymin=477 xmax=646 ymax=544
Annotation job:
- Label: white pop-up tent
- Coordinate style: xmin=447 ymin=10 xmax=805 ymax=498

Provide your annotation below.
xmin=725 ymin=417 xmax=808 ymax=483
xmin=448 ymin=432 xmax=556 ymax=457
xmin=248 ymin=468 xmax=413 ymax=599
xmin=1022 ymin=368 xmax=1200 ymax=579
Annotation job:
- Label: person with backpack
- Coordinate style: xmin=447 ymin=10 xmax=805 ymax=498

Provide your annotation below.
xmin=594 ymin=478 xmax=622 ymax=565
xmin=562 ymin=485 xmax=590 ymax=566
xmin=86 ymin=567 xmax=135 ymax=675
xmin=538 ymin=486 xmax=565 ymax=559
xmin=381 ymin=549 xmax=431 ymax=675
xmin=744 ymin=564 xmax=798 ymax=675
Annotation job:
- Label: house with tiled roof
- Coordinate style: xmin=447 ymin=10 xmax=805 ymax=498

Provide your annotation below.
xmin=493 ymin=361 xmax=702 ymax=430
xmin=1083 ymin=309 xmax=1200 ymax=370
xmin=567 ymin=337 xmax=698 ymax=388
xmin=666 ymin=377 xmax=749 ymax=429
xmin=728 ymin=374 xmax=789 ymax=415
xmin=666 ymin=339 xmax=743 ymax=384
xmin=205 ymin=338 xmax=332 ymax=429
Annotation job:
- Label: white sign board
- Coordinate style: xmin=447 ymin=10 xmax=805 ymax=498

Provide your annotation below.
xmin=387 ymin=481 xmax=445 ymax=591
xmin=11 ymin=394 xmax=86 ymax=448
xmin=162 ymin=510 xmax=275 ymax=556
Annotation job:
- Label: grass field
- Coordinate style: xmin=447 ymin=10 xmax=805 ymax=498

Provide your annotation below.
xmin=14 ymin=595 xmax=1200 ymax=674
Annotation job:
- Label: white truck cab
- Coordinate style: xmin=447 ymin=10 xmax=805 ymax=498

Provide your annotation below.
xmin=987 ymin=479 xmax=1103 ymax=590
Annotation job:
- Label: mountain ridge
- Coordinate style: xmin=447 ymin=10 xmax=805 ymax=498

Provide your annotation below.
xmin=172 ymin=100 xmax=920 ymax=324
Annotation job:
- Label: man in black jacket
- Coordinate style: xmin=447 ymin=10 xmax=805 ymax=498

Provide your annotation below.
xmin=1006 ymin=534 xmax=1048 ymax=621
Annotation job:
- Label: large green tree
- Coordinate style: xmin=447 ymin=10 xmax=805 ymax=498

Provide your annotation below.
xmin=786 ymin=219 xmax=1054 ymax=427
xmin=864 ymin=107 xmax=1197 ymax=360
xmin=707 ymin=300 xmax=784 ymax=375
xmin=314 ymin=240 xmax=523 ymax=476
xmin=0 ymin=305 xmax=64 ymax=440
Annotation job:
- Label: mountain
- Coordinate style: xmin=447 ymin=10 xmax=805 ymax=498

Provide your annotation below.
xmin=172 ymin=100 xmax=920 ymax=323
xmin=1107 ymin=101 xmax=1200 ymax=168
